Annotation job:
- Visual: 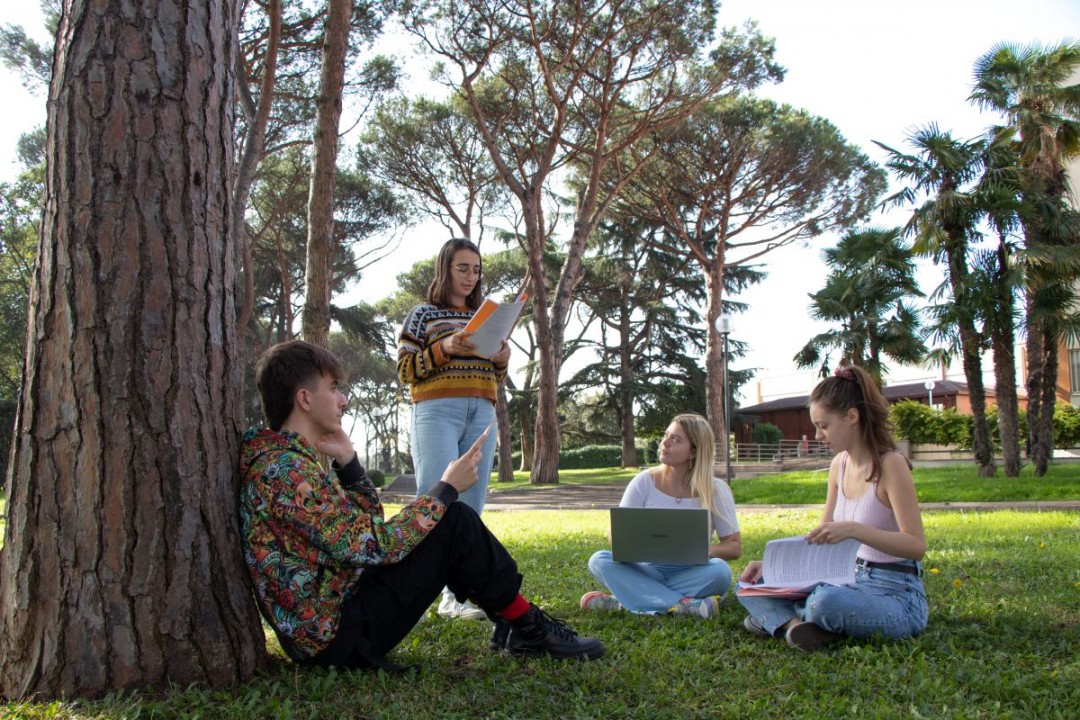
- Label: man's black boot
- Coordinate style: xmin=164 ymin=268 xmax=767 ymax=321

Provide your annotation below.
xmin=489 ymin=616 xmax=511 ymax=652
xmin=506 ymin=604 xmax=605 ymax=660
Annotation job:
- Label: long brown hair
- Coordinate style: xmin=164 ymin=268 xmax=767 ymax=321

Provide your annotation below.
xmin=810 ymin=365 xmax=898 ymax=482
xmin=426 ymin=238 xmax=483 ymax=310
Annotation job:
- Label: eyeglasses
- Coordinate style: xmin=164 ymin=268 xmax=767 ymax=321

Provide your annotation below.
xmin=452 ymin=264 xmax=482 ymax=278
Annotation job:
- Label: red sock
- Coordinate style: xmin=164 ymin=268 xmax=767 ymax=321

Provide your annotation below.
xmin=498 ymin=594 xmax=532 ymax=621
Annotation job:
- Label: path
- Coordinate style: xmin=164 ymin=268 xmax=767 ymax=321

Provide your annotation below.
xmin=379 ymin=475 xmax=1080 ymax=512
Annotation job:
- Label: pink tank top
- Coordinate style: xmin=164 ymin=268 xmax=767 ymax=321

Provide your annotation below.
xmin=834 ymin=452 xmax=905 ymax=563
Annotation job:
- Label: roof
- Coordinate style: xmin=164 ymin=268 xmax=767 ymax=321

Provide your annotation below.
xmin=740 ymin=380 xmax=977 ymax=414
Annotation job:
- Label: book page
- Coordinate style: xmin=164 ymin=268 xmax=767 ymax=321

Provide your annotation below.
xmin=740 ymin=536 xmax=860 ymax=589
xmin=462 ymin=297 xmax=527 ymax=358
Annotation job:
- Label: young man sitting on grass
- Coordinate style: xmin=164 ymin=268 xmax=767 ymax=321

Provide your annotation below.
xmin=239 ymin=340 xmax=605 ymax=671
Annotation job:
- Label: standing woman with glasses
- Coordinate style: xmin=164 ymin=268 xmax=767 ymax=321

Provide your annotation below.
xmin=398 ymin=238 xmax=511 ymax=620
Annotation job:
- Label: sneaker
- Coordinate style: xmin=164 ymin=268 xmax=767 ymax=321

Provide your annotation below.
xmin=785 ymin=621 xmax=840 ymax=652
xmin=489 ymin=616 xmax=511 ymax=652
xmin=580 ymin=591 xmax=622 ymax=612
xmin=438 ymin=594 xmax=488 ymax=621
xmin=743 ymin=615 xmax=771 ymax=636
xmin=670 ymin=596 xmax=719 ymax=618
xmin=506 ymin=604 xmax=606 ymax=660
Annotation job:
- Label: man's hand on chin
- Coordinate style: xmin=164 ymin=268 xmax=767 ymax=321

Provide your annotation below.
xmin=315 ymin=426 xmax=355 ymax=466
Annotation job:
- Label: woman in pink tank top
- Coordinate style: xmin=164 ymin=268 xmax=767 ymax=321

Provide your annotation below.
xmin=737 ymin=364 xmax=928 ymax=651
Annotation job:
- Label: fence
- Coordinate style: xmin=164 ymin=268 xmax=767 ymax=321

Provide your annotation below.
xmin=726 ymin=439 xmax=831 ymax=464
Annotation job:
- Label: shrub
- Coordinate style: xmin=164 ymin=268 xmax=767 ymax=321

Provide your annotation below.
xmin=749 ymin=422 xmax=783 ymax=445
xmin=511 ymin=444 xmax=626 ymax=469
xmin=889 ymin=400 xmax=970 ymax=446
xmin=1054 ymin=403 xmax=1080 ymax=448
xmin=367 ymin=468 xmax=386 ymax=488
xmin=893 ymin=400 xmax=1080 ymax=449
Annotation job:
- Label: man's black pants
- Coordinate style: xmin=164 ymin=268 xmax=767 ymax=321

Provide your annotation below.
xmin=302 ymin=501 xmax=523 ymax=669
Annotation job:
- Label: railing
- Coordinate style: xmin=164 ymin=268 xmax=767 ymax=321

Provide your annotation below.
xmin=725 ymin=439 xmax=831 ymax=463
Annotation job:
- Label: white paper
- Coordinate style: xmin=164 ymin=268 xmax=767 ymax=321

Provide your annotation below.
xmin=739 ymin=536 xmax=860 ymax=590
xmin=462 ymin=297 xmax=527 ymax=359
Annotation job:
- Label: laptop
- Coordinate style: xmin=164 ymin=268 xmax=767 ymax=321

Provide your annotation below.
xmin=609 ymin=507 xmax=710 ymax=565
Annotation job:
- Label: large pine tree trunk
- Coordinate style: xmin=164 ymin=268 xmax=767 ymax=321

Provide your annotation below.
xmin=0 ymin=0 xmax=265 ymax=700
xmin=301 ymin=0 xmax=351 ymax=347
xmin=495 ymin=383 xmax=514 ymax=482
xmin=703 ymin=261 xmax=729 ymax=468
xmin=617 ymin=299 xmax=637 ymax=468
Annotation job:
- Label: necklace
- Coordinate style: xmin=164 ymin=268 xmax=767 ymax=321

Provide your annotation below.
xmin=664 ymin=468 xmax=691 ymax=504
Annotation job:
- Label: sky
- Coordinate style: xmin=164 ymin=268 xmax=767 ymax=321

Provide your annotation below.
xmin=2 ymin=0 xmax=1079 ymax=406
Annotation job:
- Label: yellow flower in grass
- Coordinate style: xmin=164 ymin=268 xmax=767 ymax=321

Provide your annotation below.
xmin=952 ymin=578 xmax=963 ymax=589
xmin=1074 ymin=581 xmax=1080 ymax=588
xmin=928 ymin=568 xmax=941 ymax=574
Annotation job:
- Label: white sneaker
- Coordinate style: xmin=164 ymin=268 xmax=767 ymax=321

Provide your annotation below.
xmin=437 ymin=594 xmax=488 ymax=620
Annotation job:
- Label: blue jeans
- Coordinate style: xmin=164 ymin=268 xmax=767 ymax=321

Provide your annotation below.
xmin=411 ymin=397 xmax=497 ymax=514
xmin=587 ymin=550 xmax=733 ymax=614
xmin=737 ymin=562 xmax=929 ymax=639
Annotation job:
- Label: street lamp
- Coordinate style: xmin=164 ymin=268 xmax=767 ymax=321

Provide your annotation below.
xmin=924 ymin=380 xmax=936 ymax=408
xmin=715 ymin=315 xmax=733 ymax=483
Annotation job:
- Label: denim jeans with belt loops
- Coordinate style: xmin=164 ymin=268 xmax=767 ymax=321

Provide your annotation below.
xmin=411 ymin=396 xmax=497 ymax=514
xmin=738 ymin=562 xmax=929 ymax=638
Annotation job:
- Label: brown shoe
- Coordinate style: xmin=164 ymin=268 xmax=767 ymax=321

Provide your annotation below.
xmin=785 ymin=622 xmax=840 ymax=652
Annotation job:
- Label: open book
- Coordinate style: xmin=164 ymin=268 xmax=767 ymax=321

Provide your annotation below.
xmin=736 ymin=536 xmax=860 ymax=599
xmin=461 ymin=292 xmax=528 ymax=359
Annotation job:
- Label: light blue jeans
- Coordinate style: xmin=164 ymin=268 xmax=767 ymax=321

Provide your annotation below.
xmin=587 ymin=550 xmax=734 ymax=614
xmin=411 ymin=396 xmax=497 ymax=514
xmin=737 ymin=562 xmax=929 ymax=639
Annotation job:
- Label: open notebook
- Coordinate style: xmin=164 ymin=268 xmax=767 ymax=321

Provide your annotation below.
xmin=609 ymin=507 xmax=710 ymax=565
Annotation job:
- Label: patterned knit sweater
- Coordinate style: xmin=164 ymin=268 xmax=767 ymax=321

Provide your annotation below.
xmin=238 ymin=428 xmax=458 ymax=659
xmin=397 ymin=303 xmax=508 ymax=403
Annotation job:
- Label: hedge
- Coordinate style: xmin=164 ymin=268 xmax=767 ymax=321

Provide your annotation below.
xmin=512 ymin=444 xmax=636 ymax=469
xmin=890 ymin=399 xmax=1080 ymax=448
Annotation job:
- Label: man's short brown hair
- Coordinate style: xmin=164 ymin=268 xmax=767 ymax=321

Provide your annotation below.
xmin=255 ymin=341 xmax=345 ymax=430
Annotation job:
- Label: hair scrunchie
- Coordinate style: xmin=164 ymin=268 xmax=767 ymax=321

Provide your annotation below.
xmin=834 ymin=365 xmax=856 ymax=381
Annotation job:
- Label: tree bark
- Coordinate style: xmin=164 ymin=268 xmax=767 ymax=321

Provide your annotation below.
xmin=945 ymin=240 xmax=995 ymax=476
xmin=1032 ymin=325 xmax=1059 ymax=476
xmin=495 ymin=383 xmax=514 ymax=482
xmin=0 ymin=0 xmax=265 ymax=700
xmin=703 ymin=260 xmax=729 ymax=468
xmin=301 ymin=0 xmax=351 ymax=346
xmin=617 ymin=280 xmax=637 ymax=467
xmin=1024 ymin=298 xmax=1048 ymax=475
xmin=990 ymin=242 xmax=1021 ymax=477
xmin=233 ymin=0 xmax=281 ymax=337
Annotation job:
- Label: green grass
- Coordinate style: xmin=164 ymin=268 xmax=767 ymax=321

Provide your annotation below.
xmin=487 ymin=462 xmax=1080 ymax=504
xmin=3 ymin=508 xmax=1078 ymax=719
xmin=734 ymin=462 xmax=1080 ymax=505
xmin=487 ymin=466 xmax=640 ymax=492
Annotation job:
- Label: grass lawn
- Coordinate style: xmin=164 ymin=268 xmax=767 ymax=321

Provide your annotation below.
xmin=3 ymin=508 xmax=1077 ymax=719
xmin=487 ymin=463 xmax=1080 ymax=505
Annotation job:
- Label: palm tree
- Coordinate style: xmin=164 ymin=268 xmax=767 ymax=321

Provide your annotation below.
xmin=970 ymin=40 xmax=1080 ymax=476
xmin=969 ymin=128 xmax=1026 ymax=476
xmin=876 ymin=126 xmax=997 ymax=476
xmin=795 ymin=227 xmax=926 ymax=388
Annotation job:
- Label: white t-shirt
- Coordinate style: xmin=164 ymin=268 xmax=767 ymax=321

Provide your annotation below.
xmin=619 ymin=469 xmax=739 ymax=539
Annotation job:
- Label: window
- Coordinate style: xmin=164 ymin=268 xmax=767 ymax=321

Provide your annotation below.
xmin=1071 ymin=349 xmax=1080 ymax=394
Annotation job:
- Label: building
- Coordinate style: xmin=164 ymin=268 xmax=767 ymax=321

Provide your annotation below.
xmin=735 ymin=380 xmax=987 ymax=443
